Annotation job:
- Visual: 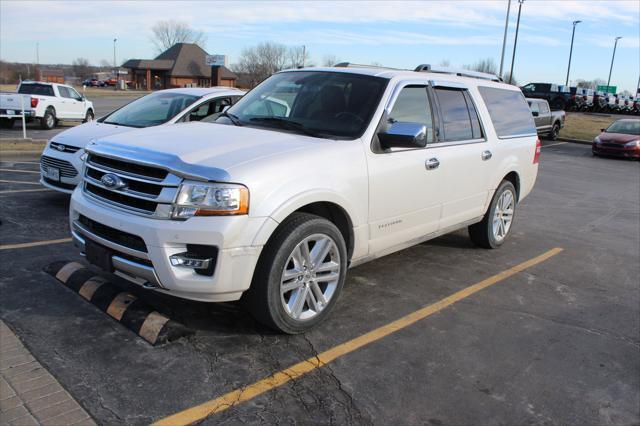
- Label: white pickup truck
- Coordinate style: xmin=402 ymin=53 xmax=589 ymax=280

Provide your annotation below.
xmin=70 ymin=64 xmax=540 ymax=333
xmin=0 ymin=81 xmax=94 ymax=130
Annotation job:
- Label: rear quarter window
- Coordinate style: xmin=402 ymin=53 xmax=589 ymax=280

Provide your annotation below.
xmin=478 ymin=87 xmax=536 ymax=138
xmin=18 ymin=84 xmax=54 ymax=97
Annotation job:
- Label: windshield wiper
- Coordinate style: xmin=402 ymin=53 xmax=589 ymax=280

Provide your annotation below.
xmin=219 ymin=111 xmax=243 ymax=126
xmin=102 ymin=121 xmax=141 ymax=128
xmin=249 ymin=117 xmax=325 ymax=138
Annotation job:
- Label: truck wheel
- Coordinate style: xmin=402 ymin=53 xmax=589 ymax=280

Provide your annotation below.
xmin=83 ymin=109 xmax=95 ymax=123
xmin=549 ymin=123 xmax=560 ymax=141
xmin=468 ymin=181 xmax=517 ymax=249
xmin=40 ymin=108 xmax=56 ymax=130
xmin=0 ymin=118 xmax=14 ymax=129
xmin=243 ymin=212 xmax=347 ymax=334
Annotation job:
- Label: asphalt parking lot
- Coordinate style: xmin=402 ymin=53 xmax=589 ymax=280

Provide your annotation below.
xmin=0 ymin=95 xmax=140 ymax=141
xmin=0 ymin=142 xmax=638 ymax=425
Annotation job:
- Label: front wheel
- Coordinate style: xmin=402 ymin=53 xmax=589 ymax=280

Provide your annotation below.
xmin=468 ymin=181 xmax=517 ymax=249
xmin=243 ymin=213 xmax=347 ymax=334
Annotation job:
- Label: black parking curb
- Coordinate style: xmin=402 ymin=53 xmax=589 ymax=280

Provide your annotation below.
xmin=44 ymin=261 xmax=193 ymax=346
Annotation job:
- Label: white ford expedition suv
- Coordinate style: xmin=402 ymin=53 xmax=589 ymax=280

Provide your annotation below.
xmin=69 ymin=64 xmax=540 ymax=333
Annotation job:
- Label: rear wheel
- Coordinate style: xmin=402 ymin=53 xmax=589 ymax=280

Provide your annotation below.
xmin=469 ymin=181 xmax=517 ymax=249
xmin=243 ymin=212 xmax=347 ymax=334
xmin=549 ymin=122 xmax=560 ymax=140
xmin=40 ymin=108 xmax=56 ymax=130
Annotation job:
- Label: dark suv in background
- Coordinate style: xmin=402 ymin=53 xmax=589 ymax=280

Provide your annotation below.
xmin=520 ymin=83 xmax=571 ymax=111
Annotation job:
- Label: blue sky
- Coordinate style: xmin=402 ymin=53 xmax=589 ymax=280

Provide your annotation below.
xmin=1 ymin=0 xmax=638 ymax=92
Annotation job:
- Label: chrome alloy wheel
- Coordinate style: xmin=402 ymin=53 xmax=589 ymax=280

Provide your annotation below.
xmin=46 ymin=114 xmax=55 ymax=128
xmin=492 ymin=189 xmax=515 ymax=242
xmin=280 ymin=234 xmax=341 ymax=321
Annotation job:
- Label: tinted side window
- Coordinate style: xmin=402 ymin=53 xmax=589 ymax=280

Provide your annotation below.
xmin=388 ymin=85 xmax=433 ymax=143
xmin=478 ymin=87 xmax=537 ymax=138
xmin=58 ymin=87 xmax=72 ymax=98
xmin=434 ymin=88 xmax=475 ymax=141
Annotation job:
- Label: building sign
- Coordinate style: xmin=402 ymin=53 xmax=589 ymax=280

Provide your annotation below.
xmin=597 ymin=85 xmax=617 ymax=94
xmin=205 ymin=55 xmax=227 ymax=67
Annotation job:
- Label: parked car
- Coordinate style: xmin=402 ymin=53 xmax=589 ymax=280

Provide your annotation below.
xmin=571 ymin=88 xmax=594 ymax=111
xmin=0 ymin=81 xmax=94 ymax=130
xmin=592 ymin=119 xmax=640 ymax=159
xmin=527 ymin=98 xmax=565 ymax=140
xmin=69 ymin=64 xmax=540 ymax=333
xmin=632 ymin=96 xmax=640 ymax=115
xmin=40 ymin=87 xmax=244 ymax=193
xmin=592 ymin=91 xmax=608 ymax=112
xmin=82 ymin=78 xmax=105 ymax=87
xmin=521 ymin=82 xmax=571 ymax=111
xmin=0 ymin=91 xmax=32 ymax=128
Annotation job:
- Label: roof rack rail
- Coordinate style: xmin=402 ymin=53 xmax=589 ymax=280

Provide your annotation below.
xmin=414 ymin=64 xmax=502 ymax=82
xmin=334 ymin=62 xmax=403 ymax=71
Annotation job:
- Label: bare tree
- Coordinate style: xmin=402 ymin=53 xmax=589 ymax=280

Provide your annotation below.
xmin=99 ymin=59 xmax=112 ymax=70
xmin=72 ymin=58 xmax=92 ymax=79
xmin=287 ymin=46 xmax=312 ymax=69
xmin=576 ymin=78 xmax=606 ymax=90
xmin=439 ymin=59 xmax=451 ymax=67
xmin=232 ymin=42 xmax=288 ymax=87
xmin=465 ymin=58 xmax=498 ymax=75
xmin=150 ymin=20 xmax=207 ymax=53
xmin=502 ymin=71 xmax=518 ymax=86
xmin=322 ymin=55 xmax=340 ymax=67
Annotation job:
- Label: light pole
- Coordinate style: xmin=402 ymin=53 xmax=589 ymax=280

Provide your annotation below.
xmin=508 ymin=0 xmax=524 ymax=84
xmin=565 ymin=20 xmax=581 ymax=86
xmin=499 ymin=0 xmax=512 ymax=78
xmin=606 ymin=36 xmax=622 ymax=90
xmin=113 ymin=38 xmax=118 ymax=90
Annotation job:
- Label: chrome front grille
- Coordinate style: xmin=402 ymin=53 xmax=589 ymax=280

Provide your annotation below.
xmin=41 ymin=155 xmax=78 ymax=177
xmin=49 ymin=141 xmax=80 ymax=153
xmin=83 ymin=154 xmax=182 ymax=218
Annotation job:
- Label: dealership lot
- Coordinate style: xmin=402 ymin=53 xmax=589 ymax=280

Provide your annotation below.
xmin=0 ymin=142 xmax=638 ymax=425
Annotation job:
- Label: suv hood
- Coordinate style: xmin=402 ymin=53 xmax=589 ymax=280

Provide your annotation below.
xmin=86 ymin=122 xmax=326 ymax=181
xmin=53 ymin=121 xmax=133 ymax=148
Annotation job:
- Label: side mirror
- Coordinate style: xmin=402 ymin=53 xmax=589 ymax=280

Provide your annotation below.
xmin=600 ymin=128 xmax=606 ymax=132
xmin=532 ymin=111 xmax=539 ymax=117
xmin=378 ymin=122 xmax=428 ymax=149
xmin=222 ymin=105 xmax=231 ymax=112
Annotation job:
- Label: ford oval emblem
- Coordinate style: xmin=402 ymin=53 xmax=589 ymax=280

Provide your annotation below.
xmin=100 ymin=173 xmax=127 ymax=190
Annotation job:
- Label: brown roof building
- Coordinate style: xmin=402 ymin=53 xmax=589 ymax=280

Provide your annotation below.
xmin=123 ymin=43 xmax=237 ymax=90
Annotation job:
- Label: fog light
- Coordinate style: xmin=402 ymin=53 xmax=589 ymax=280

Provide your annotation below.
xmin=170 ymin=253 xmax=212 ymax=270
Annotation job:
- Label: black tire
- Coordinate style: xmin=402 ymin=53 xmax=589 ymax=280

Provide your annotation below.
xmin=242 ymin=212 xmax=348 ymax=334
xmin=468 ymin=180 xmax=517 ymax=249
xmin=548 ymin=122 xmax=560 ymax=141
xmin=0 ymin=118 xmax=14 ymax=129
xmin=40 ymin=108 xmax=56 ymax=130
xmin=83 ymin=109 xmax=95 ymax=123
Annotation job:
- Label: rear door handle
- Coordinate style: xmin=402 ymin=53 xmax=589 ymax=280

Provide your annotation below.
xmin=425 ymin=158 xmax=440 ymax=170
xmin=481 ymin=150 xmax=492 ymax=161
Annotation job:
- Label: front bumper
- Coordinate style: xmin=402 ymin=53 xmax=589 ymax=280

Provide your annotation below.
xmin=592 ymin=143 xmax=640 ymax=159
xmin=70 ymin=188 xmax=275 ymax=302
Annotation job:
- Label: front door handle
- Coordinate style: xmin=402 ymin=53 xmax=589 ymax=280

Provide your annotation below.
xmin=425 ymin=158 xmax=440 ymax=170
xmin=481 ymin=150 xmax=492 ymax=161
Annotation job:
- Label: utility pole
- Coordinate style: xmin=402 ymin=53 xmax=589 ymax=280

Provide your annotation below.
xmin=499 ymin=0 xmax=512 ymax=78
xmin=113 ymin=38 xmax=118 ymax=90
xmin=606 ymin=36 xmax=622 ymax=90
xmin=508 ymin=0 xmax=524 ymax=84
xmin=565 ymin=20 xmax=581 ymax=86
xmin=302 ymin=45 xmax=306 ymax=68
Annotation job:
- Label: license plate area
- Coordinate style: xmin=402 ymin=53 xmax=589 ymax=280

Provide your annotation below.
xmin=85 ymin=239 xmax=113 ymax=273
xmin=42 ymin=166 xmax=60 ymax=181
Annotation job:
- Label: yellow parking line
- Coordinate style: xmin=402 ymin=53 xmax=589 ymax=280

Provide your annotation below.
xmin=0 ymin=168 xmax=40 ymax=174
xmin=0 ymin=179 xmax=41 ymax=185
xmin=0 ymin=188 xmax=50 ymax=194
xmin=0 ymin=238 xmax=73 ymax=250
xmin=153 ymin=247 xmax=564 ymax=426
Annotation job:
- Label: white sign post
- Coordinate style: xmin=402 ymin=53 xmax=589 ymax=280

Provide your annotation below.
xmin=205 ymin=55 xmax=227 ymax=67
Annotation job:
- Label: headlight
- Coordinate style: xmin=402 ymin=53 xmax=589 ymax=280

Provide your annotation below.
xmin=173 ymin=181 xmax=249 ymax=219
xmin=594 ymin=136 xmax=601 ymax=143
xmin=624 ymin=140 xmax=640 ymax=148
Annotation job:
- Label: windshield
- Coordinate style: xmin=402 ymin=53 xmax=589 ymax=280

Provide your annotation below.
xmin=605 ymin=120 xmax=640 ymax=135
xmin=103 ymin=92 xmax=199 ymax=127
xmin=219 ymin=71 xmax=388 ymax=139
